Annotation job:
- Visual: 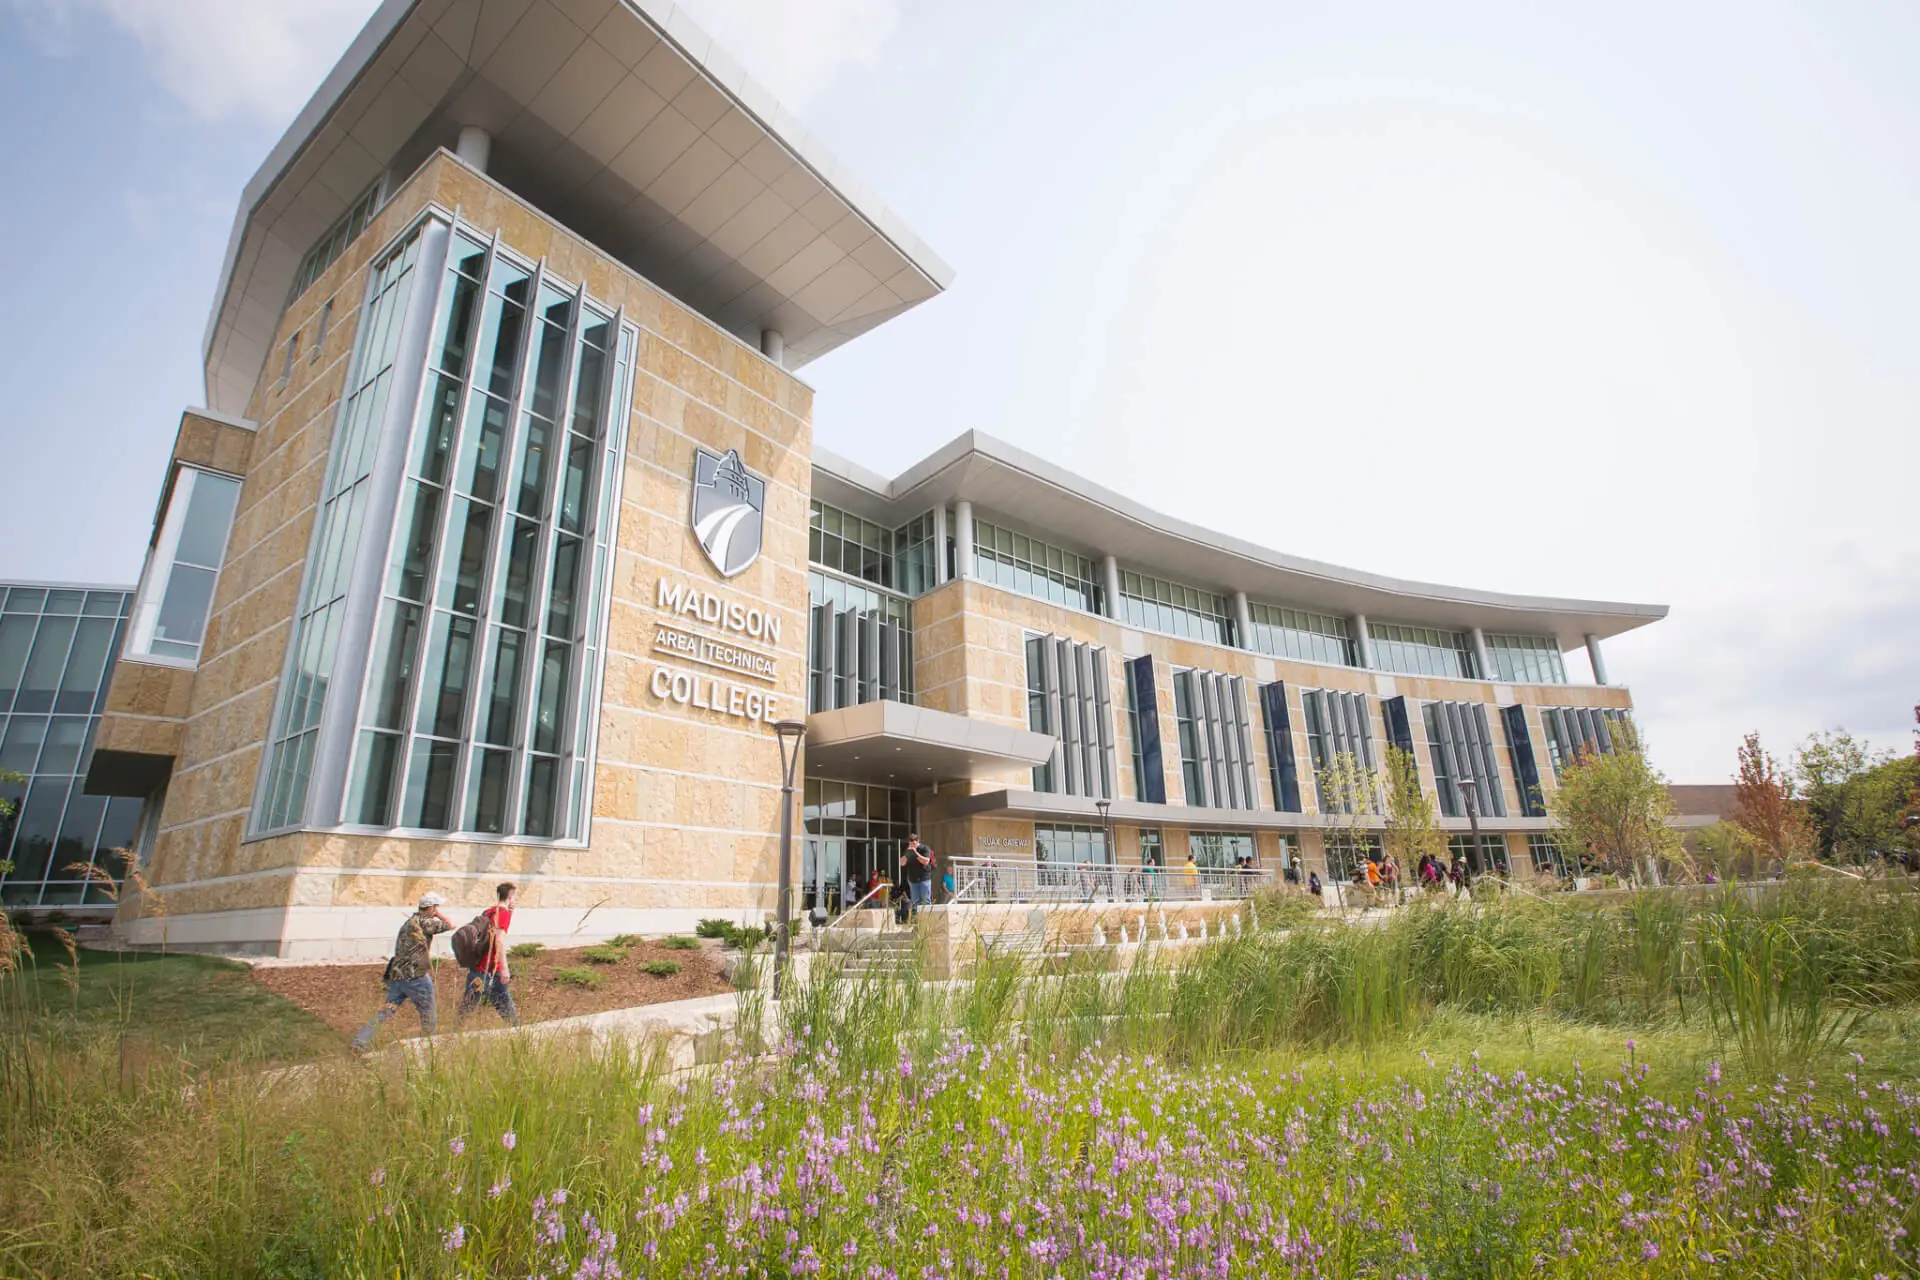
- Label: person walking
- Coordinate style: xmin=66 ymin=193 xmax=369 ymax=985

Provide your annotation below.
xmin=352 ymin=893 xmax=453 ymax=1053
xmin=1181 ymin=851 xmax=1201 ymax=898
xmin=458 ymin=881 xmax=520 ymax=1027
xmin=1307 ymin=871 xmax=1323 ymax=898
xmin=901 ymin=834 xmax=935 ymax=916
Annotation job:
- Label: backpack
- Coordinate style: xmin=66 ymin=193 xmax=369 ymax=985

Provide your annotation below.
xmin=450 ymin=911 xmax=494 ymax=969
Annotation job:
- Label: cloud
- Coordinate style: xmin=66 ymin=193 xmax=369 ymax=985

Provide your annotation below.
xmin=9 ymin=0 xmax=376 ymax=121
xmin=674 ymin=0 xmax=898 ymax=109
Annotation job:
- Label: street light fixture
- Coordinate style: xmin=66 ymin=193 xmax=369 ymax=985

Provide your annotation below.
xmin=1457 ymin=777 xmax=1482 ymax=878
xmin=771 ymin=718 xmax=807 ymax=994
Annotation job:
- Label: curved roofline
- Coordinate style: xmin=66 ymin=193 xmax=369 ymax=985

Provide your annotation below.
xmin=812 ymin=431 xmax=1668 ymax=647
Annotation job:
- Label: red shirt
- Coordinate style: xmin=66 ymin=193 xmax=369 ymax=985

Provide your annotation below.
xmin=477 ymin=904 xmax=512 ymax=973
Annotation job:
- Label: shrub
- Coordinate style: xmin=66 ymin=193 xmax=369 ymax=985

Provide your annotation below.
xmin=508 ymin=942 xmax=545 ymax=959
xmin=722 ymin=924 xmax=769 ymax=950
xmin=641 ymin=960 xmax=681 ymax=978
xmin=694 ymin=919 xmax=731 ymax=939
xmin=659 ymin=936 xmax=700 ymax=950
xmin=552 ymin=967 xmax=603 ymax=988
xmin=582 ymin=944 xmax=627 ymax=965
xmin=608 ymin=933 xmax=644 ymax=949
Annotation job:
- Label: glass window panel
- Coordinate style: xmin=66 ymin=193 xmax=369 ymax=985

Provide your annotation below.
xmin=569 ymin=334 xmax=607 ymax=436
xmin=152 ymin=565 xmax=217 ymax=653
xmin=416 ymin=613 xmax=478 ymax=738
xmin=95 ymin=797 xmax=142 ymax=866
xmin=0 ymin=614 xmax=36 ymax=708
xmin=532 ymin=642 xmax=571 ymax=754
xmin=391 ymin=481 xmax=443 ymax=603
xmin=401 ymin=738 xmax=459 ymax=830
xmin=0 ymin=716 xmax=48 ymax=774
xmin=529 ymin=323 xmax=569 ymax=421
xmin=174 ymin=472 xmax=242 ymax=568
xmin=467 ymin=747 xmax=512 ymax=833
xmin=15 ymin=616 xmax=74 ymax=713
xmin=434 ymin=271 xmax=482 ymax=377
xmin=5 ymin=590 xmax=45 ymax=613
xmin=6 ymin=779 xmax=70 ymax=888
xmin=498 ymin=519 xmax=539 ymax=628
xmin=47 ymin=792 xmax=107 ymax=887
xmin=55 ymin=618 xmax=114 ymax=714
xmin=515 ymin=417 xmax=551 ymax=518
xmin=37 ymin=717 xmax=88 ymax=775
xmin=350 ymin=731 xmax=404 ymax=826
xmin=439 ymin=498 xmax=494 ymax=616
xmin=414 ymin=374 xmax=463 ymax=484
xmin=522 ymin=755 xmax=559 ymax=837
xmin=558 ymin=436 xmax=593 ymax=533
xmin=480 ymin=627 xmax=525 ymax=746
xmin=365 ymin=602 xmax=423 ymax=730
xmin=43 ymin=589 xmax=85 ymax=614
xmin=547 ymin=535 xmax=581 ymax=637
xmin=459 ymin=392 xmax=511 ymax=504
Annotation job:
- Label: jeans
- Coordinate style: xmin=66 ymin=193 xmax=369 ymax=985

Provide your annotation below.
xmin=459 ymin=970 xmax=519 ymax=1026
xmin=908 ymin=879 xmax=931 ymax=909
xmin=352 ymin=975 xmax=436 ymax=1051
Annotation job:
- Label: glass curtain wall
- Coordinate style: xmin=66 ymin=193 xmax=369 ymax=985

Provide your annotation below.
xmin=802 ymin=778 xmax=913 ymax=912
xmin=345 ymin=230 xmax=632 ymax=840
xmin=894 ymin=512 xmax=937 ymax=596
xmin=1422 ymin=700 xmax=1508 ymax=818
xmin=1118 ymin=572 xmax=1233 ymax=645
xmin=1300 ymin=688 xmax=1375 ymax=812
xmin=806 ymin=571 xmax=912 ymax=713
xmin=974 ymin=520 xmax=1101 ymax=613
xmin=1367 ymin=623 xmax=1478 ymax=679
xmin=0 ymin=586 xmax=142 ymax=906
xmin=1023 ymin=634 xmax=1113 ymax=799
xmin=1245 ymin=603 xmax=1353 ymax=666
xmin=809 ymin=501 xmax=894 ymax=589
xmin=1539 ymin=706 xmax=1635 ymax=778
xmin=1485 ymin=633 xmax=1567 ymax=684
xmin=1188 ymin=831 xmax=1254 ymax=868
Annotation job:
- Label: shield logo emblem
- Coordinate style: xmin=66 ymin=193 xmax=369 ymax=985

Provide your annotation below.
xmin=689 ymin=448 xmax=765 ymax=577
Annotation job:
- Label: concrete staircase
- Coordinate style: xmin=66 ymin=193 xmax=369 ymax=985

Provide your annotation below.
xmin=825 ymin=928 xmax=923 ymax=978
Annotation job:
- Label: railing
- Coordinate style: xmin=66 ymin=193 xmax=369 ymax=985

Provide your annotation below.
xmin=820 ymin=882 xmax=898 ymax=939
xmin=949 ymin=856 xmax=1273 ymax=905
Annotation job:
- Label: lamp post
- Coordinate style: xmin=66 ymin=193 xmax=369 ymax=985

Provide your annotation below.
xmin=1457 ymin=777 xmax=1482 ymax=878
xmin=772 ymin=718 xmax=807 ymax=994
xmin=1096 ymin=797 xmax=1113 ymax=899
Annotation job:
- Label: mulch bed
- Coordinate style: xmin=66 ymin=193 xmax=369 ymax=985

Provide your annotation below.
xmin=250 ymin=938 xmax=735 ymax=1042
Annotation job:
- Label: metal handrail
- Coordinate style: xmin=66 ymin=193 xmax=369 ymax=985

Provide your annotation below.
xmin=948 ymin=857 xmax=1273 ymax=905
xmin=821 ymin=882 xmax=893 ymax=937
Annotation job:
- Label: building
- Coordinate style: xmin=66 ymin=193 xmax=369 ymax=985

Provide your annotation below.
xmin=0 ymin=582 xmax=143 ymax=909
xmin=80 ymin=0 xmax=1665 ymax=956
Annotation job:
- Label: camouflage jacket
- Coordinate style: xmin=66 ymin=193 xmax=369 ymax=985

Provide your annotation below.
xmin=387 ymin=912 xmax=450 ymax=981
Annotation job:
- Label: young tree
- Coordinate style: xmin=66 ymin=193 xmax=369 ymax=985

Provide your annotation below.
xmin=1693 ymin=821 xmax=1758 ymax=881
xmin=1381 ymin=744 xmax=1444 ymax=881
xmin=1318 ymin=749 xmax=1380 ymax=887
xmin=1547 ymin=728 xmax=1685 ymax=884
xmin=1731 ymin=732 xmax=1813 ymax=870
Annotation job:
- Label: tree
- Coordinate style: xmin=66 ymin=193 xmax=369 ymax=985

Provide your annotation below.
xmin=1381 ymin=744 xmax=1444 ymax=881
xmin=1693 ymin=821 xmax=1758 ymax=881
xmin=1795 ymin=730 xmax=1892 ymax=860
xmin=1547 ymin=728 xmax=1685 ymax=883
xmin=1730 ymin=732 xmax=1813 ymax=869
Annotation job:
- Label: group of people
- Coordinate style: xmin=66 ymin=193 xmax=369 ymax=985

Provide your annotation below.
xmin=855 ymin=833 xmax=941 ymax=919
xmin=1283 ymin=851 xmax=1477 ymax=905
xmin=351 ymin=881 xmax=521 ymax=1053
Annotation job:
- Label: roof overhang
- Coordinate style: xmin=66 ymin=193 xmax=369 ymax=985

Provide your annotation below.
xmin=804 ymin=702 xmax=1057 ymax=785
xmin=204 ymin=0 xmax=952 ymax=414
xmin=813 ymin=432 xmax=1668 ymax=651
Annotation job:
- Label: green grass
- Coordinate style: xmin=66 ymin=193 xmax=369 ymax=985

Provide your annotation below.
xmin=550 ymin=967 xmax=603 ymax=988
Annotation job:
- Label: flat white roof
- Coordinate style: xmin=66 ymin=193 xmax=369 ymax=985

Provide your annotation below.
xmin=813 ymin=431 xmax=1669 ymax=649
xmin=203 ymin=0 xmax=952 ymax=414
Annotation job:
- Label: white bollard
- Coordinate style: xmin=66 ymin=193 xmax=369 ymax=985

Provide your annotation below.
xmin=1118 ymin=925 xmax=1129 ymax=945
xmin=1177 ymin=921 xmax=1190 ymax=941
xmin=1093 ymin=923 xmax=1107 ymax=947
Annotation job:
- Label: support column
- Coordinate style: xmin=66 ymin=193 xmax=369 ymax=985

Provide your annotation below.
xmin=1351 ymin=614 xmax=1374 ymax=668
xmin=1101 ymin=555 xmax=1121 ymax=619
xmin=953 ymin=500 xmax=974 ymax=581
xmin=1470 ymin=627 xmax=1493 ymax=680
xmin=456 ymin=125 xmax=492 ymax=174
xmin=759 ymin=328 xmax=785 ymax=366
xmin=1232 ymin=590 xmax=1253 ymax=649
xmin=1584 ymin=634 xmax=1610 ymax=686
xmin=932 ymin=505 xmax=950 ymax=585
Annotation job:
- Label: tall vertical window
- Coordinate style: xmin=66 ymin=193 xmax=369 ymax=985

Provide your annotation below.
xmin=893 ymin=512 xmax=937 ymax=596
xmin=1022 ymin=634 xmax=1114 ymax=799
xmin=1138 ymin=828 xmax=1164 ymax=867
xmin=807 ymin=571 xmax=912 ymax=713
xmin=1422 ymin=700 xmax=1507 ymax=818
xmin=1485 ymin=633 xmax=1567 ymax=684
xmin=1527 ymin=832 xmax=1567 ymax=877
xmin=257 ymin=229 xmax=428 ymax=833
xmin=1170 ymin=669 xmax=1255 ymax=809
xmin=1367 ymin=622 xmax=1477 ymax=679
xmin=127 ymin=466 xmax=242 ymax=665
xmin=974 ymin=521 xmax=1101 ymax=613
xmin=1246 ymin=604 xmax=1353 ymax=665
xmin=1189 ymin=831 xmax=1255 ymax=868
xmin=1300 ymin=688 xmax=1375 ymax=813
xmin=1124 ymin=656 xmax=1165 ymax=804
xmin=1118 ymin=572 xmax=1233 ymax=645
xmin=344 ymin=232 xmax=632 ymax=840
xmin=1539 ymin=706 xmax=1635 ymax=778
xmin=1035 ymin=823 xmax=1109 ymax=867
xmin=1258 ymin=681 xmax=1301 ymax=812
xmin=0 ymin=585 xmax=141 ymax=907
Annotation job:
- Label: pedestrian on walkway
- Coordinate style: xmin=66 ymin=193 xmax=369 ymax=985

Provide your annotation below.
xmin=458 ymin=881 xmax=520 ymax=1027
xmin=352 ymin=893 xmax=453 ymax=1053
xmin=902 ymin=834 xmax=935 ymax=916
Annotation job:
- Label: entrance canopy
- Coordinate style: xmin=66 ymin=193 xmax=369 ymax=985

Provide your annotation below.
xmin=803 ymin=702 xmax=1056 ymax=786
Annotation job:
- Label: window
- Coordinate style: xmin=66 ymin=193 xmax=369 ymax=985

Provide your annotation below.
xmin=1528 ymin=832 xmax=1568 ymax=877
xmin=1485 ymin=633 xmax=1567 ymax=684
xmin=1023 ymin=634 xmax=1114 ymax=798
xmin=1368 ymin=622 xmax=1477 ymax=679
xmin=1124 ymin=656 xmax=1165 ymax=803
xmin=1170 ymin=668 xmax=1256 ymax=809
xmin=1502 ymin=705 xmax=1547 ymax=817
xmin=1246 ymin=604 xmax=1352 ymax=665
xmin=277 ymin=331 xmax=300 ymax=389
xmin=1189 ymin=831 xmax=1254 ymax=868
xmin=0 ymin=583 xmax=140 ymax=907
xmin=894 ymin=512 xmax=937 ymax=597
xmin=1118 ymin=571 xmax=1232 ymax=645
xmin=1449 ymin=833 xmax=1511 ymax=876
xmin=1300 ymin=688 xmax=1375 ymax=813
xmin=1138 ymin=828 xmax=1164 ymax=867
xmin=257 ymin=229 xmax=429 ymax=833
xmin=1422 ymin=700 xmax=1508 ymax=818
xmin=311 ymin=298 xmax=333 ymax=361
xmin=1036 ymin=823 xmax=1110 ymax=866
xmin=975 ymin=520 xmax=1102 ymax=613
xmin=1258 ymin=681 xmax=1302 ymax=812
xmin=1323 ymin=832 xmax=1380 ymax=884
xmin=810 ymin=501 xmax=894 ymax=589
xmin=803 ymin=778 xmax=914 ymax=912
xmin=808 ymin=571 xmax=912 ymax=713
xmin=289 ymin=181 xmax=383 ymax=304
xmin=127 ymin=466 xmax=242 ymax=665
xmin=1539 ymin=706 xmax=1635 ymax=779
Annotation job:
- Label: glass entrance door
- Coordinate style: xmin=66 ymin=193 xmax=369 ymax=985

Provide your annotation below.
xmin=802 ymin=837 xmax=844 ymax=915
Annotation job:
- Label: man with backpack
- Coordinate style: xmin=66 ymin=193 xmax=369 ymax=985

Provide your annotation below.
xmin=454 ymin=881 xmax=520 ymax=1027
xmin=351 ymin=892 xmax=453 ymax=1053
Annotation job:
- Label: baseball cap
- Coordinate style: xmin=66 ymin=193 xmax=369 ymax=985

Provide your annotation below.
xmin=418 ymin=892 xmax=447 ymax=909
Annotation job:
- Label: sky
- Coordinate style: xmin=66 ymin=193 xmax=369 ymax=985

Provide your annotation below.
xmin=1 ymin=0 xmax=1916 ymax=783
